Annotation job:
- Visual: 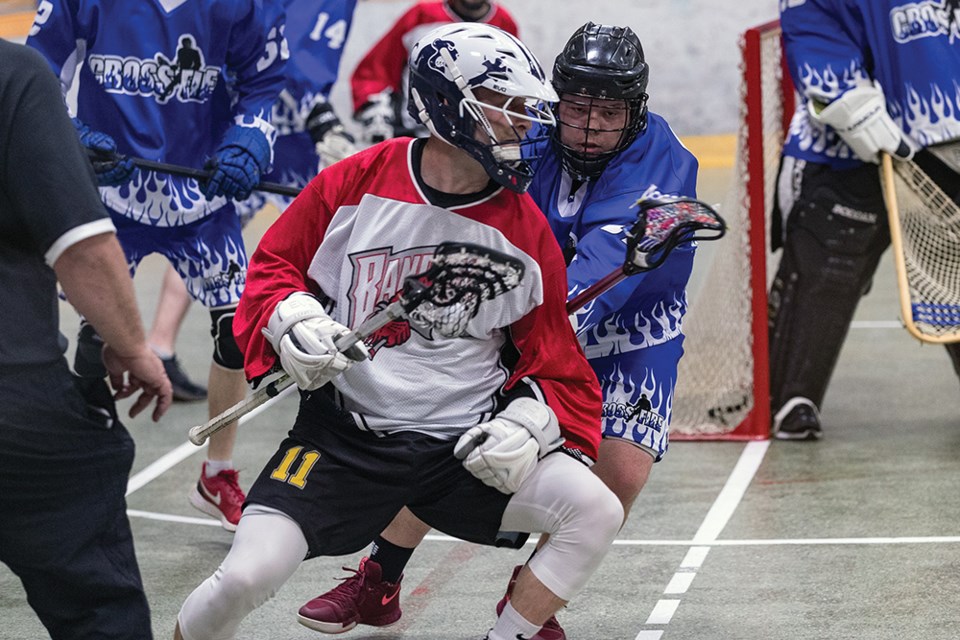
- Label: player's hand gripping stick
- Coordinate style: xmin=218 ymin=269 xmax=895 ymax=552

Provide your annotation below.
xmin=187 ymin=242 xmax=526 ymax=445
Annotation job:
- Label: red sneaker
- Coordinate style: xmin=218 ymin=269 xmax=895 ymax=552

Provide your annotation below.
xmin=297 ymin=557 xmax=402 ymax=634
xmin=188 ymin=463 xmax=245 ymax=532
xmin=495 ymin=565 xmax=567 ymax=640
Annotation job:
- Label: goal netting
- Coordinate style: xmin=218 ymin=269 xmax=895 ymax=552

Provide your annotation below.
xmin=672 ymin=20 xmax=794 ymax=440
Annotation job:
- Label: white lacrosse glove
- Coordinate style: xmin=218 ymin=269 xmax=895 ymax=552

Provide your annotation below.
xmin=453 ymin=398 xmax=565 ymax=494
xmin=355 ymin=91 xmax=396 ymax=145
xmin=315 ymin=129 xmax=357 ymax=169
xmin=261 ymin=293 xmax=369 ymax=391
xmin=306 ymin=101 xmax=357 ymax=169
xmin=809 ymin=82 xmax=914 ymax=164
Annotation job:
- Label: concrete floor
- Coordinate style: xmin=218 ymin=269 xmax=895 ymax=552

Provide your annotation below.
xmin=3 ymin=167 xmax=960 ymax=640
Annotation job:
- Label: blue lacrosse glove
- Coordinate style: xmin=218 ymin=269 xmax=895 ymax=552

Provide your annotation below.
xmin=71 ymin=117 xmax=134 ymax=187
xmin=202 ymin=125 xmax=272 ymax=202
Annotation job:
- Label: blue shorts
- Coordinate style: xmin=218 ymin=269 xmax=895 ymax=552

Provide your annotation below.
xmin=109 ymin=205 xmax=246 ymax=308
xmin=592 ymin=336 xmax=684 ymax=462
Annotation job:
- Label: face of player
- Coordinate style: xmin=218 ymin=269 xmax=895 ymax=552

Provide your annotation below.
xmin=557 ymin=94 xmax=629 ymax=155
xmin=474 ymin=88 xmax=534 ymax=145
xmin=448 ymin=0 xmax=490 ymax=18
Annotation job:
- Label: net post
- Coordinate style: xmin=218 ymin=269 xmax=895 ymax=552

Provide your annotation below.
xmin=741 ymin=21 xmax=773 ymax=440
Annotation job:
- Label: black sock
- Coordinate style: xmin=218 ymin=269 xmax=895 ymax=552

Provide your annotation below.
xmin=369 ymin=535 xmax=414 ymax=583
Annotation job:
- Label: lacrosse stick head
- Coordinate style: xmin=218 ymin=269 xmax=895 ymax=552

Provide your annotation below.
xmin=625 ymin=197 xmax=726 ymax=273
xmin=400 ymin=242 xmax=526 ymax=338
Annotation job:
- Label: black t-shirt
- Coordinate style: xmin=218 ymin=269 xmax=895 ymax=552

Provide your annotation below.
xmin=0 ymin=40 xmax=111 ymax=366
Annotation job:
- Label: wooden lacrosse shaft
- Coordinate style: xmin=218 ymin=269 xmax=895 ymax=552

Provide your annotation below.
xmin=187 ymin=299 xmax=407 ymax=445
xmin=566 ymin=267 xmax=630 ymax=314
xmin=879 ymin=153 xmax=952 ymax=344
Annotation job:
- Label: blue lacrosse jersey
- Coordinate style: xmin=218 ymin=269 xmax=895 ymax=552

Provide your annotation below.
xmin=529 ymin=112 xmax=700 ymax=360
xmin=261 ymin=0 xmax=358 ymax=189
xmin=26 ymin=0 xmax=286 ymax=226
xmin=781 ymin=0 xmax=960 ymax=169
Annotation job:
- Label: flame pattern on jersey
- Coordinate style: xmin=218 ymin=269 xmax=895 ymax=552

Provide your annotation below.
xmin=781 ymin=0 xmax=960 ymax=168
xmin=26 ymin=0 xmax=286 ymax=226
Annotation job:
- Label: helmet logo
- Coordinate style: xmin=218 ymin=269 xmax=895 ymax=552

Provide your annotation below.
xmin=468 ymin=58 xmax=511 ymax=91
xmin=419 ymin=38 xmax=459 ymax=76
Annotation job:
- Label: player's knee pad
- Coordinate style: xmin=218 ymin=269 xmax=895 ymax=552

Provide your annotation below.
xmin=507 ymin=455 xmax=622 ymax=600
xmin=210 ymin=307 xmax=244 ymax=370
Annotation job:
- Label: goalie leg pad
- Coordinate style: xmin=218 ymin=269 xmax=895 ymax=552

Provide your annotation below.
xmin=768 ymin=163 xmax=889 ymax=413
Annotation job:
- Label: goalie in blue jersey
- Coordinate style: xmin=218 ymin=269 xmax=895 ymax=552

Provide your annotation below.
xmin=769 ymin=0 xmax=960 ymax=440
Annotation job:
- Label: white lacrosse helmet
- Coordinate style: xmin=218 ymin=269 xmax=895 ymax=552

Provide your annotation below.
xmin=407 ymin=22 xmax=558 ymax=192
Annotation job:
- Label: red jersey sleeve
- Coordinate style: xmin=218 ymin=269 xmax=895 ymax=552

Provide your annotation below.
xmin=350 ymin=6 xmax=422 ymax=112
xmin=502 ymin=219 xmax=602 ymax=460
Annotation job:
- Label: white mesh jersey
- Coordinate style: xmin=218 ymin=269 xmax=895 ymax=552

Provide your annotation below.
xmin=236 ymin=139 xmax=601 ymax=459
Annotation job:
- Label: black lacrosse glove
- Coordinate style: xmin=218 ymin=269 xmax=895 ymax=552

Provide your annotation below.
xmin=72 ymin=117 xmax=134 ymax=186
xmin=202 ymin=125 xmax=272 ymax=202
xmin=306 ymin=101 xmax=357 ymax=167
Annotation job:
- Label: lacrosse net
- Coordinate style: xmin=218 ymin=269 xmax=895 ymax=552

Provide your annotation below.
xmin=883 ymin=155 xmax=960 ymax=343
xmin=406 ymin=242 xmax=525 ymax=338
xmin=671 ymin=20 xmax=793 ymax=439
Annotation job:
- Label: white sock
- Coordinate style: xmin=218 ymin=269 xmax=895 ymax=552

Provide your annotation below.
xmin=488 ymin=600 xmax=540 ymax=640
xmin=205 ymin=460 xmax=234 ymax=477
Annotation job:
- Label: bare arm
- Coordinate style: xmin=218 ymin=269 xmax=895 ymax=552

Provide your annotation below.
xmin=54 ymin=232 xmax=173 ymax=421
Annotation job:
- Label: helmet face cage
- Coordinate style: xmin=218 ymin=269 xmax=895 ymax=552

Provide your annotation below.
xmin=407 ymin=24 xmax=558 ymax=192
xmin=551 ymin=22 xmax=650 ymax=181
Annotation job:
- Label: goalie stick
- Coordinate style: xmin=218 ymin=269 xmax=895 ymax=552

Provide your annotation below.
xmin=881 ymin=152 xmax=960 ymax=344
xmin=87 ymin=149 xmax=301 ymax=197
xmin=187 ymin=242 xmax=525 ymax=445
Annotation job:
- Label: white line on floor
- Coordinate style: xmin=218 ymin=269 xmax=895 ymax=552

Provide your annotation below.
xmin=851 ymin=320 xmax=901 ymax=329
xmin=121 ymin=512 xmax=960 ymax=548
xmin=127 ymin=509 xmax=222 ymax=527
xmin=125 ymin=383 xmax=298 ymax=497
xmin=634 ymin=440 xmax=769 ymax=638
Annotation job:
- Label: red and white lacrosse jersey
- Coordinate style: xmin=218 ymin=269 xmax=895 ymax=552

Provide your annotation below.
xmin=235 ymin=138 xmax=601 ymax=459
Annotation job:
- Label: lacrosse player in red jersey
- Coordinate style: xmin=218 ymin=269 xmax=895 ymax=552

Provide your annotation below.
xmin=174 ymin=23 xmax=621 ymax=640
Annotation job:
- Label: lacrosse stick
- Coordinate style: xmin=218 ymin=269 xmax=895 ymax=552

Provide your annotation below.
xmin=566 ymin=196 xmax=726 ymax=313
xmin=881 ymin=153 xmax=960 ymax=344
xmin=188 ymin=242 xmax=525 ymax=445
xmin=453 ymin=196 xmax=726 ymax=460
xmin=87 ymin=149 xmax=301 ymax=197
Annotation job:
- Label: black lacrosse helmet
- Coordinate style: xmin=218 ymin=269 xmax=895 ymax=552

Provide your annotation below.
xmin=551 ymin=22 xmax=650 ymax=181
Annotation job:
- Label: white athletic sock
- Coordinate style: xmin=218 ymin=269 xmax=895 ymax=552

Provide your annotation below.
xmin=488 ymin=600 xmax=540 ymax=640
xmin=205 ymin=459 xmax=234 ymax=477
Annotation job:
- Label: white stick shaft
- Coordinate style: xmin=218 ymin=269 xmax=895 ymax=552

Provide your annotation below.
xmin=187 ymin=374 xmax=294 ymax=445
xmin=185 ymin=300 xmax=407 ymax=445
